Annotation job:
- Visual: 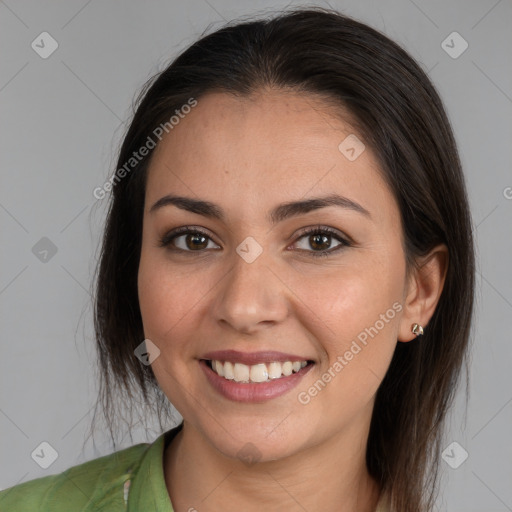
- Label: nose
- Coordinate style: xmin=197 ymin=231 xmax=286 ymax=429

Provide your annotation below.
xmin=211 ymin=247 xmax=289 ymax=335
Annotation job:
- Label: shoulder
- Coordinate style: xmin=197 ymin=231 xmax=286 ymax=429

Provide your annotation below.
xmin=0 ymin=441 xmax=150 ymax=512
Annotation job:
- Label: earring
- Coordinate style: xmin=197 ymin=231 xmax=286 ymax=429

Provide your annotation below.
xmin=411 ymin=323 xmax=424 ymax=336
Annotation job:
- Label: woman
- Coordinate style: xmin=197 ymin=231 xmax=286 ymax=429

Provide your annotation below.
xmin=0 ymin=7 xmax=475 ymax=512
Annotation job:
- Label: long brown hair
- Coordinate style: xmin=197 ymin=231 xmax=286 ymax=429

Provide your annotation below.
xmin=88 ymin=7 xmax=475 ymax=511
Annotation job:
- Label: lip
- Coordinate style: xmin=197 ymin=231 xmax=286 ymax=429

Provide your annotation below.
xmin=201 ymin=350 xmax=314 ymax=366
xmin=199 ymin=359 xmax=314 ymax=403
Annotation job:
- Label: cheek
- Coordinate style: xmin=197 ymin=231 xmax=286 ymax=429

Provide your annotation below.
xmin=137 ymin=254 xmax=207 ymax=409
xmin=292 ymin=251 xmax=403 ymax=376
xmin=137 ymin=250 xmax=203 ymax=349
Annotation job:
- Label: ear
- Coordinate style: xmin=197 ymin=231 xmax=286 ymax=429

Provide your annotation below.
xmin=397 ymin=243 xmax=449 ymax=343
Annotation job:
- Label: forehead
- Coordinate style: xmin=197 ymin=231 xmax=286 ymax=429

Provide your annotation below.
xmin=145 ymin=90 xmax=398 ymax=228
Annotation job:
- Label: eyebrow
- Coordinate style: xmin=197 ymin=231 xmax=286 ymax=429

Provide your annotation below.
xmin=149 ymin=193 xmax=371 ymax=224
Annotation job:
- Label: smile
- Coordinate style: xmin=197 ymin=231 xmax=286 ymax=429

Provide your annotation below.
xmin=199 ymin=350 xmax=315 ymax=403
xmin=206 ymin=359 xmax=309 ymax=383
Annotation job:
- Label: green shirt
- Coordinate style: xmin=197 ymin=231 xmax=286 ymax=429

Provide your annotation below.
xmin=0 ymin=424 xmax=182 ymax=511
xmin=0 ymin=423 xmax=390 ymax=511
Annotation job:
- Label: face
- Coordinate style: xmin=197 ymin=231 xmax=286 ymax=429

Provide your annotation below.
xmin=138 ymin=89 xmax=409 ymax=462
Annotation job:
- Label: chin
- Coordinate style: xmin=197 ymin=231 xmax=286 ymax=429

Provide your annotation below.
xmin=218 ymin=434 xmax=301 ymax=464
xmin=196 ymin=415 xmax=315 ymax=464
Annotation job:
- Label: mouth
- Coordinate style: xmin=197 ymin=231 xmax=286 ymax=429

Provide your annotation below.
xmin=202 ymin=359 xmax=313 ymax=383
xmin=199 ymin=350 xmax=315 ymax=403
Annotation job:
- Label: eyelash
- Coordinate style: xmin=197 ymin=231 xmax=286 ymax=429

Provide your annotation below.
xmin=158 ymin=225 xmax=352 ymax=258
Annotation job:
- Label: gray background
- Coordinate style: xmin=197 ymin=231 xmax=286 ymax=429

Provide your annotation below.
xmin=1 ymin=0 xmax=511 ymax=510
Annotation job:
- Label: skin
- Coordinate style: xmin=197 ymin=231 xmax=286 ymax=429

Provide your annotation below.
xmin=137 ymin=89 xmax=448 ymax=512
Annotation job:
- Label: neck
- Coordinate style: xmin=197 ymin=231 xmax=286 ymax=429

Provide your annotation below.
xmin=164 ymin=415 xmax=381 ymax=512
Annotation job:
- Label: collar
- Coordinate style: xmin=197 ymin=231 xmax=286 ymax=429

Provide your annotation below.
xmin=127 ymin=423 xmax=183 ymax=511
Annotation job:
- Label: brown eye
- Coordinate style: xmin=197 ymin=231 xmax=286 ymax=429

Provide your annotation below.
xmin=159 ymin=225 xmax=351 ymax=258
xmin=309 ymin=233 xmax=333 ymax=251
xmin=159 ymin=227 xmax=220 ymax=252
xmin=179 ymin=232 xmax=209 ymax=250
xmin=292 ymin=227 xmax=351 ymax=258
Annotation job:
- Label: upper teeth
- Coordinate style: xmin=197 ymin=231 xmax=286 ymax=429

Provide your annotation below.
xmin=210 ymin=360 xmax=308 ymax=383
